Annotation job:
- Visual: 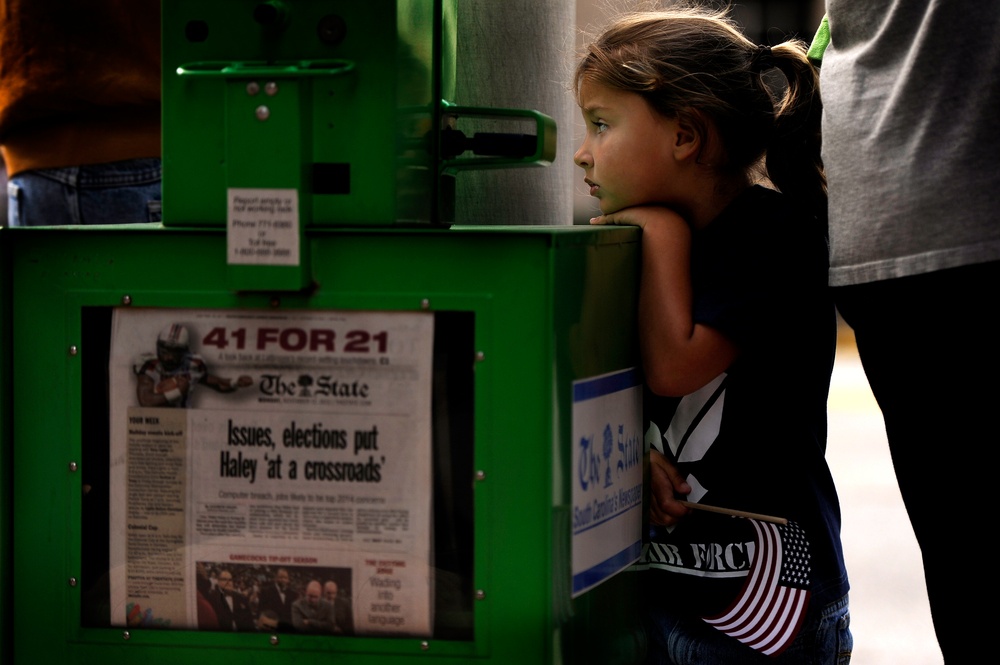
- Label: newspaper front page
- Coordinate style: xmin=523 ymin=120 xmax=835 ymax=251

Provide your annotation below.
xmin=108 ymin=308 xmax=434 ymax=636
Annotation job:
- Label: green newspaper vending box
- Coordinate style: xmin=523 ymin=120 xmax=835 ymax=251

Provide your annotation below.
xmin=2 ymin=222 xmax=645 ymax=664
xmin=1 ymin=1 xmax=646 ymax=662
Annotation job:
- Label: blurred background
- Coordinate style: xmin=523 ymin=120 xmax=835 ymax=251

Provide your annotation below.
xmin=573 ymin=3 xmax=943 ymax=663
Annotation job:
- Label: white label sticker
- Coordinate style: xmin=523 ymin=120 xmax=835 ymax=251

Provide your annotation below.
xmin=570 ymin=368 xmax=644 ymax=597
xmin=227 ymin=188 xmax=300 ymax=266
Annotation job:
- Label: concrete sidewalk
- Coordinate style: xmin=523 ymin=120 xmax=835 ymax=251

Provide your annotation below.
xmin=827 ymin=333 xmax=942 ymax=664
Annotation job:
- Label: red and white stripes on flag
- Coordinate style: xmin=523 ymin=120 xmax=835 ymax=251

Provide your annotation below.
xmin=702 ymin=519 xmax=812 ymax=657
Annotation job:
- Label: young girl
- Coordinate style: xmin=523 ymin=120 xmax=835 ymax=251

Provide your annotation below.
xmin=574 ymin=6 xmax=851 ymax=664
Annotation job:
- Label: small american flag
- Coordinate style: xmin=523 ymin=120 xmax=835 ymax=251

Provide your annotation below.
xmin=702 ymin=519 xmax=812 ymax=657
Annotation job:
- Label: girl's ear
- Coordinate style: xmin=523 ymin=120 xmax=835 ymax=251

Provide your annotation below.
xmin=673 ymin=109 xmax=707 ymax=163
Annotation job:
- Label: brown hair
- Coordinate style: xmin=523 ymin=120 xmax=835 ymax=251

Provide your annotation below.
xmin=575 ymin=4 xmax=825 ymax=218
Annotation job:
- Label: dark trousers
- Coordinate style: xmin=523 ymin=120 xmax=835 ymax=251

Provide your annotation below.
xmin=835 ymin=260 xmax=1000 ymax=665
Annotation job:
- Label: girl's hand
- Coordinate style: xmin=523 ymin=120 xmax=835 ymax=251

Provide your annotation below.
xmin=649 ymin=449 xmax=692 ymax=527
xmin=589 ymin=205 xmax=687 ymax=230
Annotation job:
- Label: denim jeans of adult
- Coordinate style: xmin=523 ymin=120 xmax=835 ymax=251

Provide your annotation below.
xmin=645 ymin=595 xmax=852 ymax=665
xmin=6 ymin=157 xmax=161 ymax=226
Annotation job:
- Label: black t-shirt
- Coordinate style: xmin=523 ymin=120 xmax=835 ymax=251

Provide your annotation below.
xmin=641 ymin=186 xmax=848 ymax=615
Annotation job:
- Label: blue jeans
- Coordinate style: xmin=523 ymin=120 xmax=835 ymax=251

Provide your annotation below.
xmin=645 ymin=595 xmax=852 ymax=665
xmin=6 ymin=158 xmax=161 ymax=226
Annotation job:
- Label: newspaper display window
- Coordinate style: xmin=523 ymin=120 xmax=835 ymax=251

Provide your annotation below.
xmin=79 ymin=307 xmax=475 ymax=640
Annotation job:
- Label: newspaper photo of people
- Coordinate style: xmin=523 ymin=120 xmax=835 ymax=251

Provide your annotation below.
xmin=192 ymin=562 xmax=354 ymax=635
xmin=108 ymin=308 xmax=434 ymax=636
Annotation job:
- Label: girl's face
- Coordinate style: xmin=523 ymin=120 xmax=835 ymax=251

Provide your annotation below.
xmin=574 ymin=79 xmax=683 ymax=215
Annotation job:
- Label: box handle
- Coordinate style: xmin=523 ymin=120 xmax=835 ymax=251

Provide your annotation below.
xmin=439 ymin=103 xmax=556 ymax=171
xmin=175 ymin=59 xmax=355 ymax=78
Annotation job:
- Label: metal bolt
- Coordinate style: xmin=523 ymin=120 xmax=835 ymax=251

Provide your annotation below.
xmin=123 ymin=630 xmax=131 ymax=641
xmin=69 ymin=462 xmax=78 ymax=472
xmin=420 ymin=298 xmax=430 ymax=310
xmin=420 ymin=641 xmax=430 ymax=651
xmin=256 ymin=105 xmax=270 ymax=121
xmin=247 ymin=81 xmax=261 ymax=96
xmin=69 ymin=345 xmax=79 ymax=356
xmin=474 ymin=470 xmax=486 ymax=482
xmin=475 ymin=589 xmax=486 ymax=601
xmin=265 ymin=81 xmax=279 ymax=96
xmin=121 ymin=295 xmax=132 ymax=306
xmin=475 ymin=351 xmax=485 ymax=362
xmin=68 ymin=577 xmax=78 ymax=587
xmin=270 ymin=635 xmax=279 ymax=646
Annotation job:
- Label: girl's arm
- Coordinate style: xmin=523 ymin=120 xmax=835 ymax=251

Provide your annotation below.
xmin=594 ymin=206 xmax=739 ymax=396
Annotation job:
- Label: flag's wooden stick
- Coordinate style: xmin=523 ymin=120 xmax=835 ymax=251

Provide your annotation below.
xmin=678 ymin=500 xmax=788 ymax=525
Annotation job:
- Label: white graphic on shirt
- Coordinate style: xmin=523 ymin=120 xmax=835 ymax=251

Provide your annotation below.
xmin=648 ymin=372 xmax=727 ymax=504
xmin=666 ymin=372 xmax=727 ymax=462
xmin=642 ymin=372 xmax=753 ymax=577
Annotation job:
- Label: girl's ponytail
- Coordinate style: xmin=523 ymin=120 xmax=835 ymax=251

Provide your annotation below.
xmin=762 ymin=42 xmax=826 ymax=223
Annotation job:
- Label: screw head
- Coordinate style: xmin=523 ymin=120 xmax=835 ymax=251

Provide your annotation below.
xmin=69 ymin=461 xmax=78 ymax=472
xmin=256 ymin=105 xmax=270 ymax=121
xmin=247 ymin=81 xmax=261 ymax=96
xmin=121 ymin=295 xmax=132 ymax=305
xmin=265 ymin=81 xmax=279 ymax=96
xmin=69 ymin=345 xmax=79 ymax=356
xmin=270 ymin=635 xmax=279 ymax=645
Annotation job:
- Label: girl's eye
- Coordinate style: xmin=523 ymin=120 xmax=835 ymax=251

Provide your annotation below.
xmin=592 ymin=120 xmax=608 ymax=134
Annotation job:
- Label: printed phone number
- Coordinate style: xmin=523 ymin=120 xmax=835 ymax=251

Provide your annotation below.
xmin=233 ymin=247 xmax=292 ymax=257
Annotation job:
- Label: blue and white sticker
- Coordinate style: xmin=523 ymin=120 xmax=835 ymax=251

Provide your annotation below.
xmin=571 ymin=368 xmax=643 ymax=597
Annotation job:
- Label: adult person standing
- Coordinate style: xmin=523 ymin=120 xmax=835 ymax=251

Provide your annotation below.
xmin=323 ymin=580 xmax=354 ymax=636
xmin=819 ymin=1 xmax=1000 ymax=662
xmin=292 ymin=580 xmax=337 ymax=634
xmin=210 ymin=569 xmax=255 ymax=632
xmin=0 ymin=0 xmax=161 ymax=226
xmin=257 ymin=568 xmax=298 ymax=632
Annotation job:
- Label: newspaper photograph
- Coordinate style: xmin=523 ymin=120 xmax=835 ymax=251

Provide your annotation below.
xmin=108 ymin=307 xmax=435 ymax=636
